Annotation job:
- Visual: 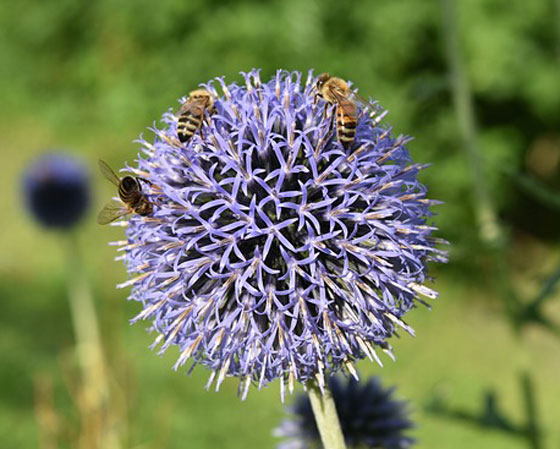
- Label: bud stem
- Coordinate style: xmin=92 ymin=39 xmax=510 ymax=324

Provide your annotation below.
xmin=64 ymin=231 xmax=122 ymax=449
xmin=307 ymin=379 xmax=347 ymax=449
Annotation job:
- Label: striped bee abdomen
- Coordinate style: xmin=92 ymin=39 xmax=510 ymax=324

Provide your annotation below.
xmin=336 ymin=101 xmax=358 ymax=149
xmin=177 ymin=107 xmax=203 ymax=143
xmin=119 ymin=176 xmax=141 ymax=203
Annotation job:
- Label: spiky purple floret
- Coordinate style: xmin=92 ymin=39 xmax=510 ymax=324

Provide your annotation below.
xmin=117 ymin=69 xmax=446 ymax=397
xmin=275 ymin=376 xmax=414 ymax=449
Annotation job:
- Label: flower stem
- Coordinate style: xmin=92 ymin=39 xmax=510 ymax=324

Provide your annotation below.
xmin=65 ymin=232 xmax=106 ymax=399
xmin=64 ymin=231 xmax=122 ymax=449
xmin=307 ymin=379 xmax=347 ymax=449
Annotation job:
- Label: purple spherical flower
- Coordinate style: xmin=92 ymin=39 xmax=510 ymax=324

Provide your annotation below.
xmin=114 ymin=69 xmax=446 ymax=397
xmin=275 ymin=376 xmax=414 ymax=449
xmin=23 ymin=152 xmax=91 ymax=228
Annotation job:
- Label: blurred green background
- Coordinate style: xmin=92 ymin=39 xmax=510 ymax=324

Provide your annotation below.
xmin=1 ymin=0 xmax=560 ymax=447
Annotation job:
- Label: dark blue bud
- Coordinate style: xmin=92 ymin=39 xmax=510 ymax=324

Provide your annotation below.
xmin=276 ymin=376 xmax=415 ymax=449
xmin=23 ymin=152 xmax=91 ymax=229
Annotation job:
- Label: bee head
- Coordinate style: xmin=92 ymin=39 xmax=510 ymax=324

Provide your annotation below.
xmin=188 ymin=88 xmax=214 ymax=109
xmin=316 ymin=73 xmax=331 ymax=90
xmin=189 ymin=89 xmax=211 ymax=101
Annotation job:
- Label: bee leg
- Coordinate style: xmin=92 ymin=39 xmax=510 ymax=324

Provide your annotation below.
xmin=197 ymin=126 xmax=206 ymax=144
xmin=137 ymin=177 xmax=155 ymax=187
xmin=137 ymin=177 xmax=162 ymax=192
xmin=327 ymin=104 xmax=338 ymax=140
xmin=325 ymin=102 xmax=336 ymax=124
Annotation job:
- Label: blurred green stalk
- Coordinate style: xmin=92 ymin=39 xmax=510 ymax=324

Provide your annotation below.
xmin=520 ymin=372 xmax=542 ymax=449
xmin=440 ymin=0 xmax=501 ymax=246
xmin=307 ymin=380 xmax=347 ymax=449
xmin=440 ymin=8 xmax=549 ymax=448
xmin=555 ymin=0 xmax=560 ymax=62
xmin=440 ymin=0 xmax=525 ymax=331
xmin=65 ymin=231 xmax=122 ymax=449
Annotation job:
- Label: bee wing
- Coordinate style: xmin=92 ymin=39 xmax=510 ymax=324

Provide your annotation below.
xmin=326 ymin=84 xmax=350 ymax=103
xmin=176 ymin=100 xmax=190 ymax=116
xmin=329 ymin=87 xmax=380 ymax=119
xmin=327 ymin=86 xmax=358 ymax=116
xmin=346 ymin=91 xmax=378 ymax=115
xmin=97 ymin=200 xmax=128 ymax=225
xmin=98 ymin=159 xmax=120 ymax=186
xmin=337 ymin=98 xmax=358 ymax=117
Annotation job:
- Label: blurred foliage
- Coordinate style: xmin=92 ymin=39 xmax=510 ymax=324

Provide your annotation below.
xmin=427 ymin=389 xmax=524 ymax=436
xmin=427 ymin=372 xmax=543 ymax=448
xmin=1 ymin=0 xmax=560 ymax=448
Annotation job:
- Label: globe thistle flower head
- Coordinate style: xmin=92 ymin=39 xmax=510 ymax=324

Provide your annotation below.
xmin=22 ymin=152 xmax=91 ymax=229
xmin=117 ymin=69 xmax=447 ymax=398
xmin=275 ymin=376 xmax=414 ymax=449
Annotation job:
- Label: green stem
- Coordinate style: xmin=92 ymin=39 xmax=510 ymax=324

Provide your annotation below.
xmin=64 ymin=231 xmax=122 ymax=449
xmin=307 ymin=380 xmax=347 ymax=449
xmin=555 ymin=0 xmax=560 ymax=62
xmin=65 ymin=232 xmax=106 ymax=398
xmin=520 ymin=371 xmax=542 ymax=449
xmin=440 ymin=0 xmax=501 ymax=246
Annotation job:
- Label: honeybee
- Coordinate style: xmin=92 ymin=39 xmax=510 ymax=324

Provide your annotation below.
xmin=315 ymin=73 xmax=372 ymax=149
xmin=176 ymin=89 xmax=216 ymax=143
xmin=97 ymin=160 xmax=153 ymax=225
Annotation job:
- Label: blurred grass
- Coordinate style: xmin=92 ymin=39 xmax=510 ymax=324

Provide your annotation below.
xmin=1 ymin=0 xmax=560 ymax=447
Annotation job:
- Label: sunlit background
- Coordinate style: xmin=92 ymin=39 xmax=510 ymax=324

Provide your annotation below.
xmin=2 ymin=0 xmax=560 ymax=448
